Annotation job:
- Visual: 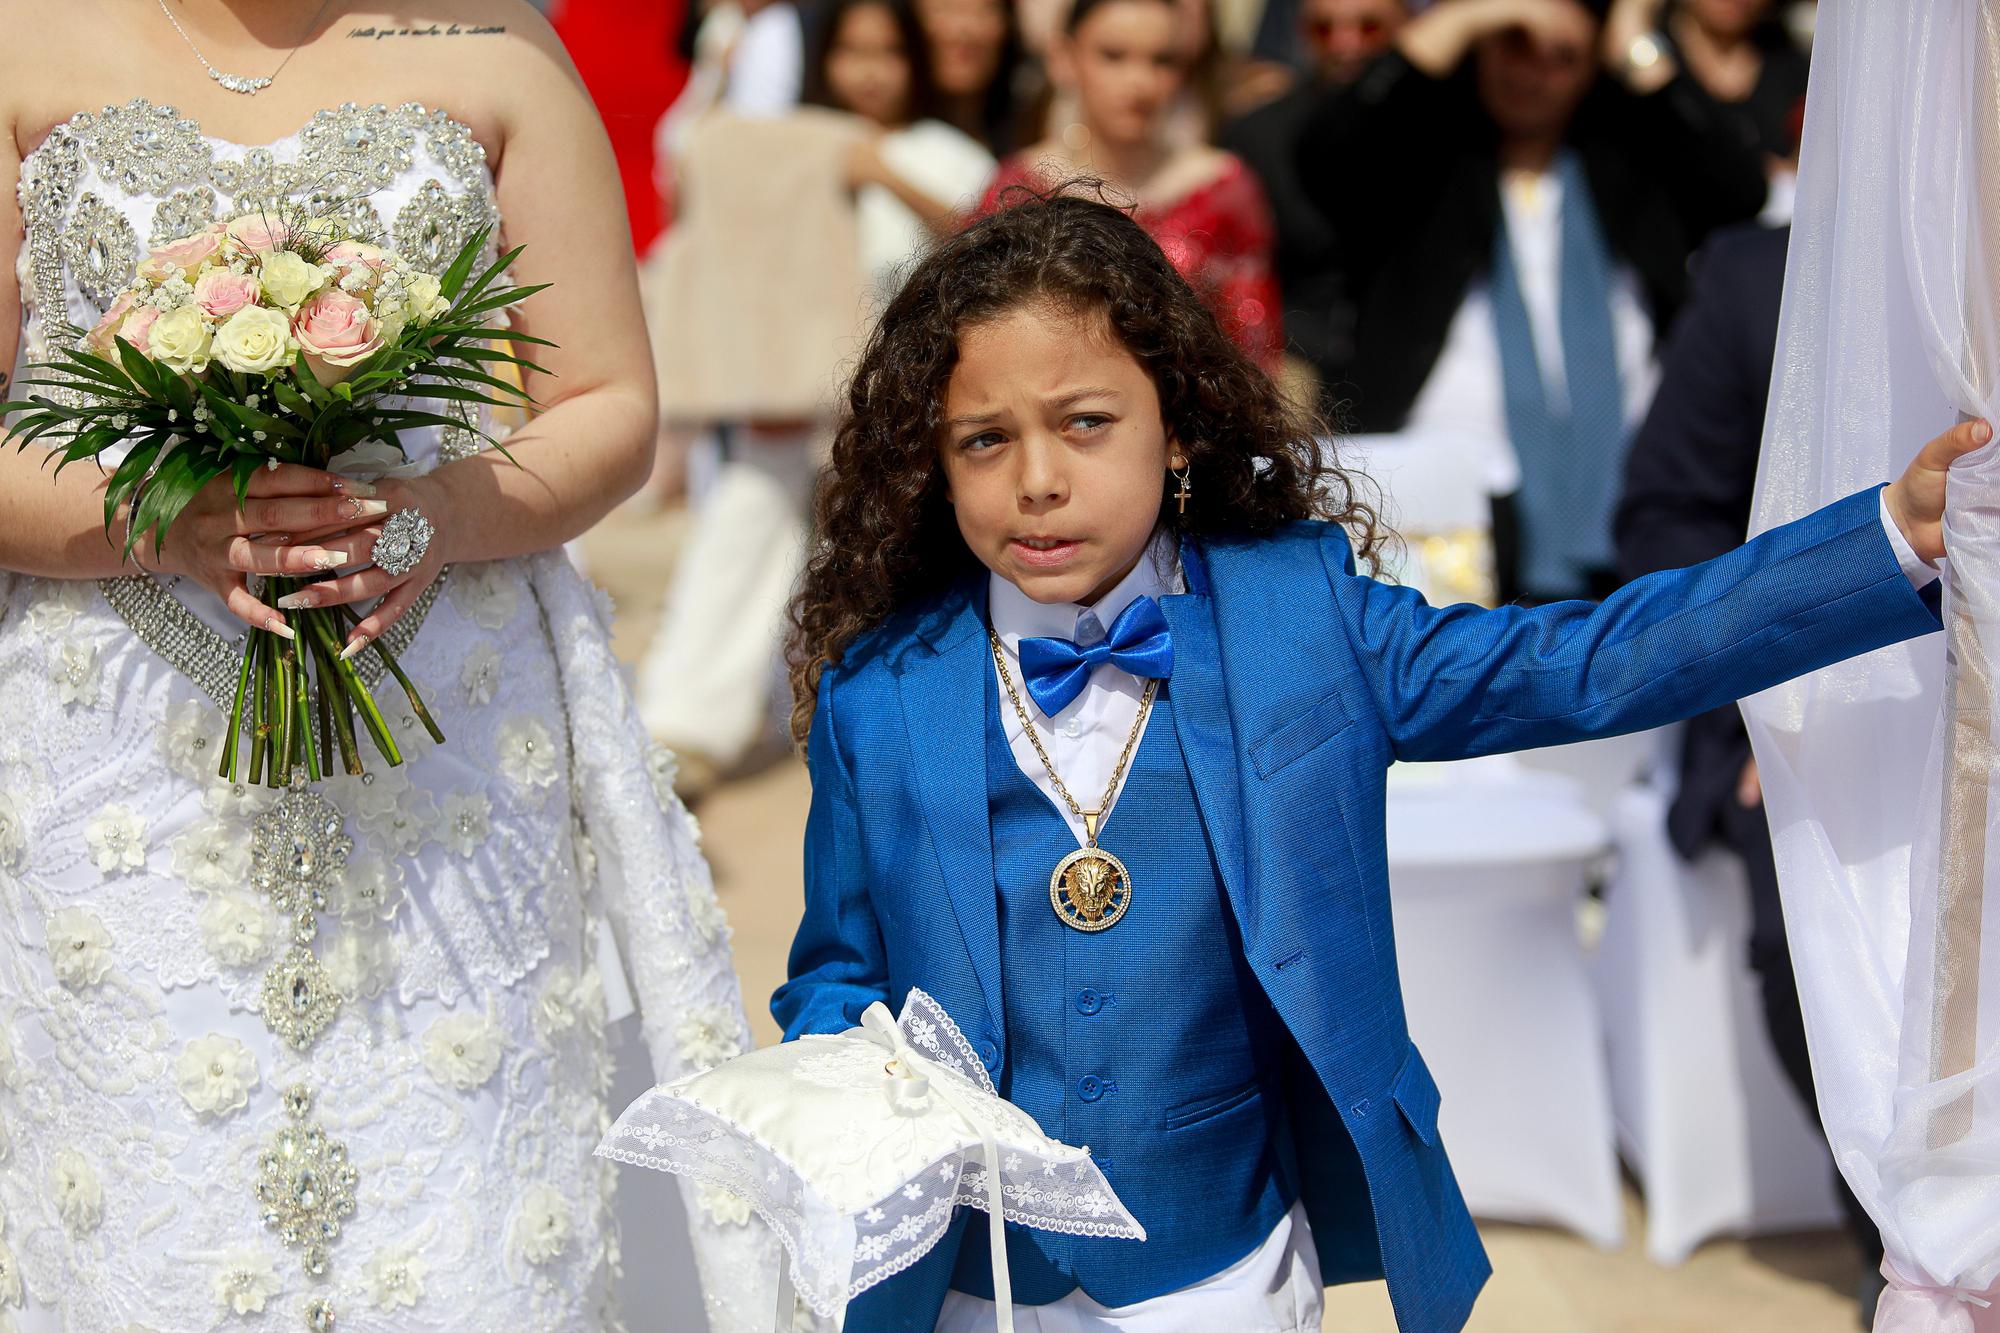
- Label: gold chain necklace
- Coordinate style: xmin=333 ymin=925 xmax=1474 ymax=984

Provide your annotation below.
xmin=990 ymin=630 xmax=1158 ymax=932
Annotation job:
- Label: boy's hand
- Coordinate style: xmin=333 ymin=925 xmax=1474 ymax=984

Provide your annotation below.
xmin=1885 ymin=418 xmax=1993 ymax=566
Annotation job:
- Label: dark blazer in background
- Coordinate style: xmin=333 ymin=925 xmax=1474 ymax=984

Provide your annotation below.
xmin=1614 ymin=221 xmax=1788 ymax=858
xmin=1296 ymin=52 xmax=1769 ymax=431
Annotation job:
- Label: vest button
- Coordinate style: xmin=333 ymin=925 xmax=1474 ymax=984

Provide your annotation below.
xmin=978 ymin=1039 xmax=999 ymax=1071
xmin=1075 ymin=988 xmax=1103 ymax=1016
xmin=1077 ymin=1075 xmax=1104 ymax=1102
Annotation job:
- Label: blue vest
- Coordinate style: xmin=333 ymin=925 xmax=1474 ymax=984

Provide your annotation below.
xmin=948 ymin=669 xmax=1296 ymax=1307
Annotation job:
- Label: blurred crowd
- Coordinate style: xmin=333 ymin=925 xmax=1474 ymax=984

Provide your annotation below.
xmin=551 ymin=0 xmax=1873 ymax=1314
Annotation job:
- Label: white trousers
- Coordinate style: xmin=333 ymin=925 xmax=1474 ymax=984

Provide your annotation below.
xmin=932 ymin=1202 xmax=1324 ymax=1333
xmin=636 ymin=425 xmax=819 ymax=767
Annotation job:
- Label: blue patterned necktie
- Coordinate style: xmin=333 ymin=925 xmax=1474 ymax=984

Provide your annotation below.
xmin=1489 ymin=150 xmax=1628 ymax=601
xmin=1017 ymin=596 xmax=1175 ymax=717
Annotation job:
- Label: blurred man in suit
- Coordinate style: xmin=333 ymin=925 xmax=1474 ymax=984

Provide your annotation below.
xmin=1615 ymin=200 xmax=1889 ymax=1325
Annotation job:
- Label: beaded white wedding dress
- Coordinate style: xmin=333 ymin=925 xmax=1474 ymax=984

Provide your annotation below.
xmin=2 ymin=99 xmax=766 ymax=1332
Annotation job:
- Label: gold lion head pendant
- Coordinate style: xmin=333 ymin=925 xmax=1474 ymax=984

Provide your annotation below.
xmin=1050 ymin=847 xmax=1133 ymax=932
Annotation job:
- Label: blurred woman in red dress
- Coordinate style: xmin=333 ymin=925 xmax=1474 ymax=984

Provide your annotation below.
xmin=976 ymin=0 xmax=1283 ymax=371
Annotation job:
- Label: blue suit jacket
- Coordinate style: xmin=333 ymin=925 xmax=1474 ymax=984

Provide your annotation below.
xmin=774 ymin=486 xmax=1940 ymax=1332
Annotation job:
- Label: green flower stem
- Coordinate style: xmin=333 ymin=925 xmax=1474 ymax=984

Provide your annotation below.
xmin=312 ymin=634 xmax=362 ymax=777
xmin=314 ymin=649 xmax=335 ymax=778
xmin=268 ymin=583 xmax=294 ymax=787
xmin=293 ymin=633 xmax=319 ymax=783
xmin=219 ymin=630 xmax=255 ymax=782
xmin=248 ymin=628 xmax=270 ymax=786
xmin=335 ymin=606 xmax=446 ymax=744
xmin=303 ymin=610 xmax=402 ymax=767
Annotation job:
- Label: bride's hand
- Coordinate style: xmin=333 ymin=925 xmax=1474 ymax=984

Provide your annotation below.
xmin=133 ymin=463 xmax=369 ymax=635
xmin=240 ymin=473 xmax=456 ymax=658
xmin=1886 ymin=418 xmax=1993 ymax=565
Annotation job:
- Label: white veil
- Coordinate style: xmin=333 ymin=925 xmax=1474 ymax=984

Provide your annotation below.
xmin=1745 ymin=0 xmax=2000 ymax=1324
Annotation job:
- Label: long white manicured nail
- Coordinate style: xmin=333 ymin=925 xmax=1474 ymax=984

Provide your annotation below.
xmin=338 ymin=635 xmax=368 ymax=661
xmin=266 ymin=617 xmax=296 ymax=641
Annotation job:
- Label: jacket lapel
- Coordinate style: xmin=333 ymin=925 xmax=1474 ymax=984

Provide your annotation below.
xmin=1159 ymin=545 xmax=1253 ymax=924
xmin=894 ymin=582 xmax=1004 ymax=1037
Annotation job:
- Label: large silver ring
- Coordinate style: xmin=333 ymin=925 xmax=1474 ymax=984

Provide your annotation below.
xmin=370 ymin=508 xmax=434 ymax=577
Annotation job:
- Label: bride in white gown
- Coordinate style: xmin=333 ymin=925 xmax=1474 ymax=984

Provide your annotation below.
xmin=0 ymin=3 xmax=767 ymax=1329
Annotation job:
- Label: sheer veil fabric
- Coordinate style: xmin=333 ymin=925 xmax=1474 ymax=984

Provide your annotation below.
xmin=1745 ymin=0 xmax=2000 ymax=1323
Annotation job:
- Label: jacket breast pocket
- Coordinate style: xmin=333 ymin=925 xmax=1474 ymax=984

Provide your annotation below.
xmin=1162 ymin=1079 xmax=1264 ymax=1131
xmin=1250 ymin=692 xmax=1354 ymax=779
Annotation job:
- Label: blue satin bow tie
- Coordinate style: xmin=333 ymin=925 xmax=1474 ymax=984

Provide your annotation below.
xmin=1017 ymin=595 xmax=1175 ymax=717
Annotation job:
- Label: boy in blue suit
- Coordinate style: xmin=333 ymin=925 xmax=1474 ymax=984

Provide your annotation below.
xmin=774 ymin=192 xmax=1974 ymax=1332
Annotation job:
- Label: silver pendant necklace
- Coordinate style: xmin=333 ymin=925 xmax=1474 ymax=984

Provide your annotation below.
xmin=154 ymin=0 xmax=335 ymax=96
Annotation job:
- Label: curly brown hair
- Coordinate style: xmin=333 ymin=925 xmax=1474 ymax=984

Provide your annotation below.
xmin=785 ymin=184 xmax=1386 ymax=744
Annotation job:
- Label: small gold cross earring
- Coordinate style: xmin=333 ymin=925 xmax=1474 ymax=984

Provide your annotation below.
xmin=1172 ymin=461 xmax=1192 ymax=515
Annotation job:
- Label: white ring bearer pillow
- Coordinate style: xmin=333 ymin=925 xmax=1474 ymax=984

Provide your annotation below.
xmin=598 ymin=989 xmax=1145 ymax=1331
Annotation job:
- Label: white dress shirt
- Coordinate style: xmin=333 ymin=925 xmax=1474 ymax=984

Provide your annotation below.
xmin=986 ymin=533 xmax=1181 ymax=847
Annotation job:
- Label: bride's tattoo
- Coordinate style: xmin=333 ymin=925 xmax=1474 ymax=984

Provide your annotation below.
xmin=346 ymin=23 xmax=508 ymax=39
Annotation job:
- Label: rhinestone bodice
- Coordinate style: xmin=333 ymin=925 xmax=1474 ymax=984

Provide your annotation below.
xmin=13 ymin=97 xmax=502 ymax=473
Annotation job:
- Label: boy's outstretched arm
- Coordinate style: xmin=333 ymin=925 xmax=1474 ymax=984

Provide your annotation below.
xmin=1330 ymin=421 xmax=1990 ymax=763
xmin=772 ymin=677 xmax=893 ymax=1039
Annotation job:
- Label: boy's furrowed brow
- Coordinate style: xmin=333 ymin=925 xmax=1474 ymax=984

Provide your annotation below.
xmin=1046 ymin=387 xmax=1120 ymax=409
xmin=946 ymin=410 xmax=1002 ymax=428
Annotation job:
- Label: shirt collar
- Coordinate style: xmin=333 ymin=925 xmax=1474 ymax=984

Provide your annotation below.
xmin=988 ymin=529 xmax=1183 ymax=643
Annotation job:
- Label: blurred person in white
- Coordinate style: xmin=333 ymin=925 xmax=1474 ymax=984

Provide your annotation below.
xmin=654 ymin=0 xmax=806 ymax=181
xmin=806 ymin=0 xmax=998 ymax=304
xmin=637 ymin=0 xmax=992 ymax=797
xmin=1298 ymin=0 xmax=1768 ymax=604
xmin=918 ymin=0 xmax=1031 ymax=154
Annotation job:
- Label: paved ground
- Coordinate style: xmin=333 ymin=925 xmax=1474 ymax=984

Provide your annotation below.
xmin=581 ymin=500 xmax=1871 ymax=1333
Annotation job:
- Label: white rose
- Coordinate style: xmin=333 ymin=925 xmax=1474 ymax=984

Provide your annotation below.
xmin=438 ymin=792 xmax=491 ymax=858
xmin=509 ymin=1184 xmax=573 ymax=1266
xmin=422 ymin=1009 xmax=504 ymax=1091
xmin=336 ymin=851 xmax=406 ymax=927
xmin=497 ymin=716 xmax=558 ymax=791
xmin=362 ymin=1241 xmax=430 ymax=1310
xmin=50 ymin=1148 xmax=102 ymax=1234
xmin=170 ymin=818 xmax=251 ymax=896
xmin=174 ymin=1033 xmax=259 ymax=1118
xmin=211 ymin=305 xmax=294 ymax=374
xmin=198 ymin=892 xmax=275 ymax=968
xmin=674 ymin=1004 xmax=744 ymax=1071
xmin=145 ymin=303 xmax=212 ymax=374
xmin=257 ymin=250 xmax=326 ymax=309
xmin=84 ymin=805 xmax=148 ymax=876
xmin=213 ymin=1248 xmax=281 ymax=1315
xmin=324 ymin=928 xmax=396 ymax=1000
xmin=46 ymin=906 xmax=114 ymax=987
xmin=405 ymin=272 xmax=449 ymax=324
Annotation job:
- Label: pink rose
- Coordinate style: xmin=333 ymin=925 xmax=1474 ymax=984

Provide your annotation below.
xmin=119 ymin=304 xmax=161 ymax=351
xmin=225 ymin=214 xmax=290 ymax=253
xmin=323 ymin=241 xmax=389 ymax=271
xmin=147 ymin=229 xmax=222 ymax=274
xmin=292 ymin=289 xmax=384 ymax=383
xmin=194 ymin=268 xmax=260 ymax=320
xmin=85 ymin=290 xmax=136 ymax=355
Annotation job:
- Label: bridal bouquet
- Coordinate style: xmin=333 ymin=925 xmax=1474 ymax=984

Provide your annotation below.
xmin=1 ymin=205 xmax=550 ymax=782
